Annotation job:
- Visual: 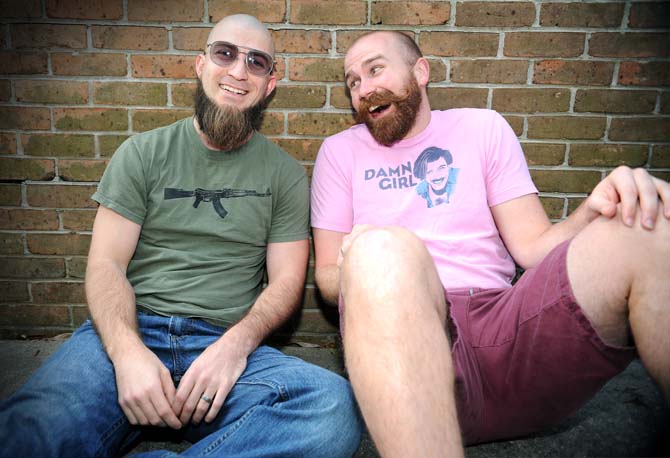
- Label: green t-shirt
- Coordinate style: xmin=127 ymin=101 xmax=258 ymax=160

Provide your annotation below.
xmin=92 ymin=117 xmax=309 ymax=326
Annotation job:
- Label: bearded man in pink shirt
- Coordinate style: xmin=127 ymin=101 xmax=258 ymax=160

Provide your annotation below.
xmin=310 ymin=30 xmax=670 ymax=457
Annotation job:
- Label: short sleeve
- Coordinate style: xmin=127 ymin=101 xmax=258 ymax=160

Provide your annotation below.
xmin=91 ymin=137 xmax=148 ymax=225
xmin=484 ymin=111 xmax=537 ymax=207
xmin=267 ymin=162 xmax=310 ymax=243
xmin=310 ymin=139 xmax=354 ymax=233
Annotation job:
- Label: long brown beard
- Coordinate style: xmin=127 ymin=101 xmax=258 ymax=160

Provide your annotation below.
xmin=194 ymin=79 xmax=265 ymax=151
xmin=355 ymin=76 xmax=422 ymax=147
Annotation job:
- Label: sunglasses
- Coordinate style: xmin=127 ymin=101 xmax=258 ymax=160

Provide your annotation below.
xmin=206 ymin=41 xmax=275 ymax=76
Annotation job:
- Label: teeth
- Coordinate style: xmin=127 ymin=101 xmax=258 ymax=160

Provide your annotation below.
xmin=221 ymin=84 xmax=247 ymax=95
xmin=369 ymin=105 xmax=379 ymax=112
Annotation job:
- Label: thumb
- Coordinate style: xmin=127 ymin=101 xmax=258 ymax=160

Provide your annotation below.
xmin=588 ymin=193 xmax=617 ymax=218
xmin=160 ymin=367 xmax=177 ymax=405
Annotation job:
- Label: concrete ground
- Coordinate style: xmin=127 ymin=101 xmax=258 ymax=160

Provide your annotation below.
xmin=1 ymin=336 xmax=668 ymax=457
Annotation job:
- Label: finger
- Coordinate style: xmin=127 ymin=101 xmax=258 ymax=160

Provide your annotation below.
xmin=633 ymin=168 xmax=659 ymax=229
xmin=119 ymin=401 xmax=139 ymax=425
xmin=179 ymin=383 xmax=204 ymax=425
xmin=192 ymin=391 xmax=215 ymax=425
xmin=611 ymin=170 xmax=639 ymax=226
xmin=173 ymin=374 xmax=195 ymax=418
xmin=205 ymin=384 xmax=231 ymax=423
xmin=137 ymin=395 xmax=166 ymax=426
xmin=157 ymin=371 xmax=182 ymax=429
xmin=655 ymin=178 xmax=670 ymax=218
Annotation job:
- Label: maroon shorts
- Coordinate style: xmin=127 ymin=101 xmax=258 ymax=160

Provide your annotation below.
xmin=448 ymin=239 xmax=635 ymax=445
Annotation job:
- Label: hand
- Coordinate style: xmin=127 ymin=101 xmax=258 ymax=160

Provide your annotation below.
xmin=113 ymin=344 xmax=182 ymax=429
xmin=586 ymin=166 xmax=670 ymax=229
xmin=337 ymin=224 xmax=377 ymax=268
xmin=172 ymin=337 xmax=248 ymax=425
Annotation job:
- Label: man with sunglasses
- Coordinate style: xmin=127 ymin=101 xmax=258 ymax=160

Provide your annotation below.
xmin=311 ymin=31 xmax=670 ymax=456
xmin=0 ymin=14 xmax=362 ymax=458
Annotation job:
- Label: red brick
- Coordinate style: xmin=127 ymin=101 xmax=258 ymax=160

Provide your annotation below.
xmin=54 ymin=108 xmax=128 ymax=132
xmin=94 ymin=82 xmax=167 ymax=106
xmin=456 ymin=2 xmax=535 ymax=27
xmin=59 ymin=159 xmax=109 ymax=182
xmin=609 ymin=118 xmax=670 ymax=142
xmin=32 ymin=281 xmax=85 ymax=304
xmin=651 ymin=145 xmax=670 ymax=168
xmin=47 ymin=0 xmax=123 ymax=19
xmin=336 ymin=30 xmax=385 ymax=54
xmin=618 ymin=62 xmax=670 ymax=87
xmin=0 ymin=184 xmax=21 ymax=205
xmin=0 ymin=234 xmax=24 ymax=255
xmin=428 ymin=59 xmax=447 ymax=83
xmin=521 ymin=143 xmax=565 ymax=166
xmin=0 ymin=209 xmax=59 ymax=230
xmin=0 ymin=51 xmax=48 ymax=75
xmin=574 ymin=89 xmax=656 ymax=114
xmin=62 ymin=210 xmax=96 ymax=231
xmin=540 ymin=197 xmax=566 ymax=220
xmin=540 ymin=3 xmax=624 ymax=28
xmin=271 ymin=30 xmax=331 ymax=54
xmin=259 ymin=112 xmax=284 ymax=136
xmin=172 ymin=83 xmax=196 ymax=107
xmin=568 ymin=198 xmax=585 ymax=216
xmin=172 ymin=28 xmax=211 ymax=51
xmin=629 ymin=2 xmax=670 ymax=28
xmin=662 ymin=92 xmax=670 ymax=115
xmin=99 ymin=135 xmax=130 ymax=157
xmin=0 ymin=158 xmax=55 ymax=181
xmin=289 ymin=58 xmax=345 ymax=82
xmin=0 ymin=257 xmax=65 ymax=279
xmin=22 ymin=134 xmax=95 ymax=158
xmin=27 ymin=233 xmax=91 ymax=256
xmin=291 ymin=0 xmax=366 ymax=25
xmin=67 ymin=256 xmax=88 ymax=279
xmin=0 ymin=133 xmax=17 ymax=154
xmin=208 ymin=0 xmax=286 ymax=23
xmin=372 ymin=1 xmax=450 ymax=25
xmin=1 ymin=0 xmax=41 ymax=17
xmin=492 ymin=88 xmax=570 ymax=113
xmin=0 ymin=107 xmax=50 ymax=130
xmin=131 ymin=55 xmax=196 ymax=79
xmin=92 ymin=26 xmax=168 ymax=51
xmin=427 ymin=87 xmax=488 ymax=110
xmin=527 ymin=116 xmax=606 ymax=140
xmin=274 ymin=139 xmax=321 ymax=162
xmin=15 ymin=80 xmax=89 ymax=104
xmin=505 ymin=33 xmax=585 ymax=58
xmin=330 ymin=86 xmax=353 ymax=110
xmin=533 ymin=60 xmax=613 ymax=86
xmin=71 ymin=304 xmax=90 ymax=325
xmin=569 ymin=144 xmax=648 ymax=167
xmin=288 ymin=113 xmax=355 ymax=136
xmin=268 ymin=85 xmax=326 ymax=109
xmin=589 ymin=33 xmax=670 ymax=58
xmin=420 ymin=32 xmax=498 ymax=57
xmin=12 ymin=24 xmax=87 ymax=49
xmin=27 ymin=184 xmax=98 ymax=208
xmin=0 ymin=304 xmax=71 ymax=327
xmin=502 ymin=116 xmax=524 ymax=136
xmin=0 ymin=80 xmax=8 ymax=102
xmin=451 ymin=60 xmax=528 ymax=84
xmin=131 ymin=109 xmax=192 ymax=133
xmin=52 ymin=52 xmax=127 ymax=77
xmin=530 ymin=169 xmax=601 ymax=193
xmin=0 ymin=282 xmax=30 ymax=302
xmin=128 ymin=0 xmax=203 ymax=21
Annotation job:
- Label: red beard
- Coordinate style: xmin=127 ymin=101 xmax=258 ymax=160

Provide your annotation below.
xmin=355 ymin=76 xmax=422 ymax=147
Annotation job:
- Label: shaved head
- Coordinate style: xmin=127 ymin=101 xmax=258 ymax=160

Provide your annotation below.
xmin=207 ymin=14 xmax=275 ymax=56
xmin=348 ymin=31 xmax=422 ymax=67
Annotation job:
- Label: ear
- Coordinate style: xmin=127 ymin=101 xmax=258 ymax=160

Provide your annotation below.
xmin=264 ymin=73 xmax=277 ymax=98
xmin=195 ymin=53 xmax=205 ymax=78
xmin=412 ymin=57 xmax=430 ymax=87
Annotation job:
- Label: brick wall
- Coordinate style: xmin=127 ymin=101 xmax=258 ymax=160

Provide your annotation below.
xmin=0 ymin=0 xmax=668 ymax=342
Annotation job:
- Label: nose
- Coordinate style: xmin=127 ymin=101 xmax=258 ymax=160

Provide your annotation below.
xmin=226 ymin=53 xmax=248 ymax=80
xmin=357 ymin=77 xmax=374 ymax=99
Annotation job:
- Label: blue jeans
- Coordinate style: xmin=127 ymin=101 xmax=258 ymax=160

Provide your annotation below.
xmin=0 ymin=313 xmax=362 ymax=457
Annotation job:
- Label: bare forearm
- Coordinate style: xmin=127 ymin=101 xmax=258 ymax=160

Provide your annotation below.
xmin=223 ymin=275 xmax=305 ymax=356
xmin=315 ymin=264 xmax=340 ymax=307
xmin=85 ymin=260 xmax=143 ymax=361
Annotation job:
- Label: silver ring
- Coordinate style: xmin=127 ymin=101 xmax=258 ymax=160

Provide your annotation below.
xmin=200 ymin=394 xmax=213 ymax=404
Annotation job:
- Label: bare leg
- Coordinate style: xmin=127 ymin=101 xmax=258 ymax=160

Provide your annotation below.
xmin=340 ymin=227 xmax=464 ymax=458
xmin=567 ymin=207 xmax=670 ymax=400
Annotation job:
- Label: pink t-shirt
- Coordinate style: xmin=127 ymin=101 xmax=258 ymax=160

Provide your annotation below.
xmin=311 ymin=108 xmax=538 ymax=290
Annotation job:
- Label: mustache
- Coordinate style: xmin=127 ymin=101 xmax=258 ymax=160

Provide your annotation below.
xmin=357 ymin=88 xmax=408 ymax=113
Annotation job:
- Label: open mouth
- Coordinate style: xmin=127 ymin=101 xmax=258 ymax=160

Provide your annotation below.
xmin=368 ymin=104 xmax=391 ymax=118
xmin=221 ymin=84 xmax=248 ymax=96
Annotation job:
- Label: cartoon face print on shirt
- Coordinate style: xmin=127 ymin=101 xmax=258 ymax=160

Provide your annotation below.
xmin=413 ymin=147 xmax=460 ymax=208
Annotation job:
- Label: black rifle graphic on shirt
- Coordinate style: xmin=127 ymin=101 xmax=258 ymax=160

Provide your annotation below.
xmin=164 ymin=187 xmax=271 ymax=219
